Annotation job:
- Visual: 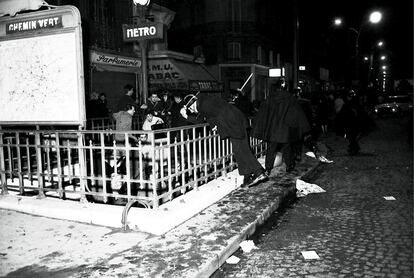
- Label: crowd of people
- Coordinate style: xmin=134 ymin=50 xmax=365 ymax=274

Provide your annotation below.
xmin=87 ymin=81 xmax=376 ymax=189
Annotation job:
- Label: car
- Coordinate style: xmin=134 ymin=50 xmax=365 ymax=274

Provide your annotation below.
xmin=374 ymin=95 xmax=413 ymax=117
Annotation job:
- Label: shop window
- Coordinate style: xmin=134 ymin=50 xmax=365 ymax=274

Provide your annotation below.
xmin=228 ymin=42 xmax=241 ymax=61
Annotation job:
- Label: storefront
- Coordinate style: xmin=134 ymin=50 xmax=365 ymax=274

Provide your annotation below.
xmin=148 ymin=57 xmax=223 ymax=96
xmin=89 ymin=50 xmax=141 ymax=113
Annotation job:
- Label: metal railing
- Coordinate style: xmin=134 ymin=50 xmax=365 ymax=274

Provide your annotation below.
xmin=0 ymin=124 xmax=266 ymax=209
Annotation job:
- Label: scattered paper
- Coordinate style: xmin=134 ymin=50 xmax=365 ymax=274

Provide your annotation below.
xmin=305 ymin=152 xmax=333 ymax=163
xmin=305 ymin=152 xmax=316 ymax=158
xmin=226 ymin=255 xmax=240 ymax=264
xmin=318 ymin=155 xmax=334 ymax=163
xmin=296 ymin=179 xmax=326 ymax=197
xmin=301 ymin=251 xmax=320 ymax=260
xmin=202 ymin=235 xmax=217 ymax=241
xmin=383 ymin=196 xmax=396 ymax=201
xmin=239 ymin=240 xmax=258 ymax=253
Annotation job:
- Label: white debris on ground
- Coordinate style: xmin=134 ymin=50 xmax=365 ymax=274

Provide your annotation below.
xmin=383 ymin=196 xmax=396 ymax=201
xmin=201 ymin=234 xmax=217 ymax=241
xmin=296 ymin=179 xmax=326 ymax=197
xmin=239 ymin=240 xmax=258 ymax=253
xmin=301 ymin=250 xmax=320 ymax=260
xmin=305 ymin=152 xmax=334 ymax=163
xmin=226 ymin=255 xmax=240 ymax=264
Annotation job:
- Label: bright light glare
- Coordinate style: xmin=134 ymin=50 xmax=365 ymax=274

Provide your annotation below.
xmin=377 ymin=41 xmax=384 ymax=47
xmin=364 ymin=56 xmax=369 ymax=61
xmin=133 ymin=0 xmax=150 ymax=6
xmin=382 ymin=65 xmax=387 ymax=70
xmin=369 ymin=11 xmax=382 ymax=24
xmin=334 ymin=18 xmax=342 ymax=26
xmin=380 ymin=55 xmax=386 ymax=60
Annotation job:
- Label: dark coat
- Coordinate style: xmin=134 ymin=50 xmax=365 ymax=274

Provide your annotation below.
xmin=170 ymin=101 xmax=188 ymax=127
xmin=191 ymin=95 xmax=248 ymax=139
xmin=116 ymin=94 xmax=135 ymax=112
xmin=251 ymin=90 xmax=310 ymax=143
xmin=335 ymin=97 xmax=375 ymax=137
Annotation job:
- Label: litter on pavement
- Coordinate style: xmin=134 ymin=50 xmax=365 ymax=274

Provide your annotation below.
xmin=239 ymin=240 xmax=258 ymax=253
xmin=226 ymin=255 xmax=240 ymax=264
xmin=296 ymin=179 xmax=326 ymax=197
xmin=305 ymin=152 xmax=334 ymax=163
xmin=301 ymin=251 xmax=320 ymax=260
xmin=201 ymin=234 xmax=217 ymax=241
xmin=383 ymin=196 xmax=396 ymax=201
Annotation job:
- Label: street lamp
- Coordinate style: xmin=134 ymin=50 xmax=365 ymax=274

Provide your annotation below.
xmin=333 ymin=10 xmax=382 ymax=57
xmin=333 ymin=10 xmax=383 ymax=89
xmin=369 ymin=11 xmax=382 ymax=24
xmin=334 ymin=18 xmax=342 ymax=26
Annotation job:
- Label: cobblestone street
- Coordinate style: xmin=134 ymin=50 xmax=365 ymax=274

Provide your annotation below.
xmin=216 ymin=116 xmax=413 ymax=278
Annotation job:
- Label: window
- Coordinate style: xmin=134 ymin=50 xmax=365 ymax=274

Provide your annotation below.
xmin=228 ymin=42 xmax=241 ymax=61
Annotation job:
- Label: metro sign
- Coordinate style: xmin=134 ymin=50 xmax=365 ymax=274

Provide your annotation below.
xmin=122 ymin=22 xmax=163 ymax=42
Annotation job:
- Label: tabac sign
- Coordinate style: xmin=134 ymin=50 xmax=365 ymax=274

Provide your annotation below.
xmin=122 ymin=22 xmax=163 ymax=42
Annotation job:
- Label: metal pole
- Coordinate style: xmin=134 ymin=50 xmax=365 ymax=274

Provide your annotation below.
xmin=141 ymin=40 xmax=148 ymax=105
xmin=0 ymin=126 xmax=7 ymax=195
xmin=292 ymin=0 xmax=299 ymax=91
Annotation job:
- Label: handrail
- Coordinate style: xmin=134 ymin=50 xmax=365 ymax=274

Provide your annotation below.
xmin=0 ymin=124 xmax=266 ymax=209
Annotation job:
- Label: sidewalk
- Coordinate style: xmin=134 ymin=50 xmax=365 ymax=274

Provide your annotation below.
xmin=0 ymin=155 xmax=320 ymax=278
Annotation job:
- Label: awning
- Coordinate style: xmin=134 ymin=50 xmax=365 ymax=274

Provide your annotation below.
xmin=148 ymin=58 xmax=222 ymax=92
xmin=90 ymin=50 xmax=141 ymax=74
xmin=93 ymin=63 xmax=140 ymax=74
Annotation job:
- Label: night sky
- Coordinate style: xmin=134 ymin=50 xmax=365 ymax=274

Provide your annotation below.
xmin=298 ymin=0 xmax=413 ymax=80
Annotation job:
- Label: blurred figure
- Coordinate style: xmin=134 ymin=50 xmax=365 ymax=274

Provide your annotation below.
xmin=141 ymin=110 xmax=164 ymax=141
xmin=334 ymin=89 xmax=375 ymax=155
xmin=315 ymin=93 xmax=331 ymax=135
xmin=169 ymin=92 xmax=188 ymax=130
xmin=86 ymin=91 xmax=100 ymax=118
xmin=111 ymin=103 xmax=140 ymax=197
xmin=141 ymin=92 xmax=162 ymax=116
xmin=116 ymin=84 xmax=136 ymax=113
xmin=97 ymin=93 xmax=109 ymax=118
xmin=293 ymin=88 xmax=317 ymax=162
xmin=112 ymin=103 xmax=139 ymax=146
xmin=159 ymin=90 xmax=173 ymax=126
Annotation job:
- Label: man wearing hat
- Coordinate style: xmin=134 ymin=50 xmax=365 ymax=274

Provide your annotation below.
xmin=180 ymin=94 xmax=268 ymax=188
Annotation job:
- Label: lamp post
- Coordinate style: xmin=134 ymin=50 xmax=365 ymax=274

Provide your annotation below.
xmin=333 ymin=10 xmax=382 ymax=89
xmin=133 ymin=0 xmax=151 ymax=105
xmin=366 ymin=40 xmax=386 ymax=89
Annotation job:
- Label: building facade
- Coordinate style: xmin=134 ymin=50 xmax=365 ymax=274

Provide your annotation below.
xmin=165 ymin=0 xmax=290 ymax=101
